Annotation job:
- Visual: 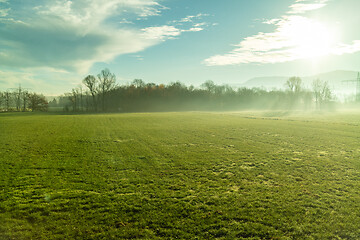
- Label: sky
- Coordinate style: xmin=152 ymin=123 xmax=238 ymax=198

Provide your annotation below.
xmin=1 ymin=0 xmax=360 ymax=95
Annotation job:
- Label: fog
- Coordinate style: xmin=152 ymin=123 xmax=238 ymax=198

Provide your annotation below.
xmin=2 ymin=69 xmax=360 ymax=114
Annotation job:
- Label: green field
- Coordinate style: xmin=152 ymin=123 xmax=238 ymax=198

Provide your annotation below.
xmin=1 ymin=111 xmax=360 ymax=239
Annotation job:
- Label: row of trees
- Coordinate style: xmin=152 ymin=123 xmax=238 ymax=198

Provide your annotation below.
xmin=285 ymin=77 xmax=333 ymax=109
xmin=0 ymin=86 xmax=48 ymax=112
xmin=1 ymin=69 xmax=334 ymax=113
xmin=48 ymin=69 xmax=335 ymax=113
xmin=54 ymin=69 xmax=117 ymax=112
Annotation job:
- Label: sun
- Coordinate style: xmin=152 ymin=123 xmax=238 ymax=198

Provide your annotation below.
xmin=281 ymin=16 xmax=339 ymax=60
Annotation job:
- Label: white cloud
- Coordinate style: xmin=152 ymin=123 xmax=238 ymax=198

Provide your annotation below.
xmin=193 ymin=22 xmax=206 ymax=27
xmin=171 ymin=13 xmax=209 ymax=25
xmin=36 ymin=0 xmax=164 ymax=30
xmin=332 ymin=41 xmax=360 ymax=55
xmin=178 ymin=13 xmax=208 ymax=23
xmin=181 ymin=27 xmax=204 ymax=33
xmin=288 ymin=0 xmax=328 ymax=14
xmin=139 ymin=11 xmax=207 ymax=46
xmin=119 ymin=18 xmax=134 ymax=24
xmin=0 ymin=0 xmax=206 ymax=74
xmin=142 ymin=25 xmax=181 ymax=40
xmin=204 ymin=0 xmax=360 ymax=66
xmin=0 ymin=7 xmax=9 ymax=17
xmin=142 ymin=23 xmax=205 ymax=41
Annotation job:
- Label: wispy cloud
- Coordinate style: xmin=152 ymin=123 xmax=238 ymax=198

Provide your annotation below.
xmin=0 ymin=70 xmax=35 ymax=87
xmin=142 ymin=23 xmax=205 ymax=42
xmin=0 ymin=0 xmax=206 ymax=74
xmin=142 ymin=25 xmax=182 ymax=40
xmin=288 ymin=0 xmax=329 ymax=14
xmin=176 ymin=13 xmax=209 ymax=23
xmin=36 ymin=0 xmax=165 ymax=25
xmin=0 ymin=0 xmax=9 ymax=17
xmin=204 ymin=0 xmax=360 ymax=66
xmin=0 ymin=8 xmax=9 ymax=17
xmin=157 ymin=13 xmax=209 ymax=36
xmin=169 ymin=13 xmax=210 ymax=30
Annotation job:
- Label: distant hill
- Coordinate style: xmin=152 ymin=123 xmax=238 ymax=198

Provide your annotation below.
xmin=239 ymin=70 xmax=358 ymax=99
xmin=305 ymin=70 xmax=357 ymax=82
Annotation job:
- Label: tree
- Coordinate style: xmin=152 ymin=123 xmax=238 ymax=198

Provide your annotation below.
xmin=83 ymin=75 xmax=98 ymax=111
xmin=22 ymin=90 xmax=29 ymax=111
xmin=48 ymin=98 xmax=57 ymax=108
xmin=312 ymin=79 xmax=332 ymax=109
xmin=71 ymin=88 xmax=80 ymax=111
xmin=132 ymin=79 xmax=145 ymax=88
xmin=286 ymin=76 xmax=302 ymax=93
xmin=4 ymin=91 xmax=11 ymax=111
xmin=14 ymin=85 xmax=22 ymax=111
xmin=79 ymin=85 xmax=84 ymax=111
xmin=201 ymin=80 xmax=216 ymax=93
xmin=0 ymin=92 xmax=3 ymax=110
xmin=27 ymin=93 xmax=48 ymax=111
xmin=97 ymin=68 xmax=116 ymax=111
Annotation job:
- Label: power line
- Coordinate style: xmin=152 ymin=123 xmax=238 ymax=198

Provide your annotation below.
xmin=341 ymin=72 xmax=360 ymax=102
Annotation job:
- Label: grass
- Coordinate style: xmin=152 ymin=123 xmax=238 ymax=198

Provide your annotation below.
xmin=1 ymin=111 xmax=360 ymax=239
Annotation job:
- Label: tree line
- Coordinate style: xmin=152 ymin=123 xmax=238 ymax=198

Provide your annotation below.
xmin=1 ymin=68 xmax=334 ymax=113
xmin=48 ymin=69 xmax=334 ymax=112
xmin=0 ymin=86 xmax=48 ymax=112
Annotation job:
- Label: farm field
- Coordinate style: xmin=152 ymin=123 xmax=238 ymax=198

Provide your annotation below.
xmin=1 ymin=111 xmax=360 ymax=239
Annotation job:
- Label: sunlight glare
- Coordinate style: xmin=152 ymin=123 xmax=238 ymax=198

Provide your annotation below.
xmin=281 ymin=16 xmax=339 ymax=59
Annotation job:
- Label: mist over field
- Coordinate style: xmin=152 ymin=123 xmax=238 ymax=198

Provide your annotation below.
xmin=1 ymin=68 xmax=358 ymax=114
xmin=2 ymin=0 xmax=360 ymax=239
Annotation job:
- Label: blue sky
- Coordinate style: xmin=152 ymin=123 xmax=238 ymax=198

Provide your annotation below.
xmin=1 ymin=0 xmax=360 ymax=95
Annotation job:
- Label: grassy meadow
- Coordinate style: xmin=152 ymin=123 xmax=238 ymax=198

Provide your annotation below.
xmin=1 ymin=111 xmax=360 ymax=239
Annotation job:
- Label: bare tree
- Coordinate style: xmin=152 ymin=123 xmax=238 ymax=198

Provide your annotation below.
xmin=285 ymin=76 xmax=302 ymax=93
xmin=132 ymin=79 xmax=145 ymax=88
xmin=14 ymin=85 xmax=22 ymax=111
xmin=97 ymin=68 xmax=116 ymax=112
xmin=0 ymin=92 xmax=3 ymax=110
xmin=312 ymin=79 xmax=332 ymax=109
xmin=79 ymin=85 xmax=83 ymax=111
xmin=4 ymin=91 xmax=11 ymax=111
xmin=22 ymin=90 xmax=28 ymax=111
xmin=71 ymin=88 xmax=80 ymax=111
xmin=83 ymin=75 xmax=98 ymax=111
